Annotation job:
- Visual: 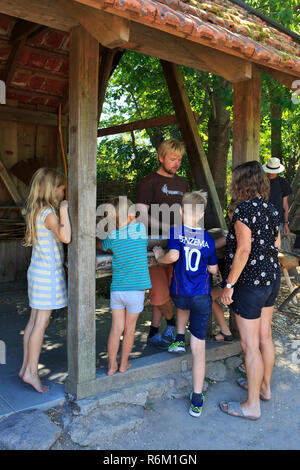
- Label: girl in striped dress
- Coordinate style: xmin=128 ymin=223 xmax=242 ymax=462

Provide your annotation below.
xmin=19 ymin=168 xmax=71 ymax=393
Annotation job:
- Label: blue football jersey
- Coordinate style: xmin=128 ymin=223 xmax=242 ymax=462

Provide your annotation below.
xmin=168 ymin=225 xmax=218 ymax=296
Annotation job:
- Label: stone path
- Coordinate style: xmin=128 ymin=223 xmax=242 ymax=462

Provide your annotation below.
xmin=0 ymin=334 xmax=299 ymax=450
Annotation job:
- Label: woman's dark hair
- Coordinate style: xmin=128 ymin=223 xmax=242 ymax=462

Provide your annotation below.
xmin=231 ymin=161 xmax=270 ymax=203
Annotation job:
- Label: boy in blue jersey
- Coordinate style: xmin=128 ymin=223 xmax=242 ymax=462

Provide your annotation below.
xmin=153 ymin=190 xmax=218 ymax=417
xmin=97 ymin=197 xmax=151 ymax=376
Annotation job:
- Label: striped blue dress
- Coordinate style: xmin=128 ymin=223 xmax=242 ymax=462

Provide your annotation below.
xmin=27 ymin=207 xmax=67 ymax=310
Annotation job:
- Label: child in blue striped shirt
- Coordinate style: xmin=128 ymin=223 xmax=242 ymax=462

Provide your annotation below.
xmin=97 ymin=197 xmax=151 ymax=376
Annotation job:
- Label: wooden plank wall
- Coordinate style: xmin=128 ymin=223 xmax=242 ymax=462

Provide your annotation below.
xmin=0 ymin=99 xmax=62 ymax=283
xmin=0 ymin=240 xmax=31 ymax=283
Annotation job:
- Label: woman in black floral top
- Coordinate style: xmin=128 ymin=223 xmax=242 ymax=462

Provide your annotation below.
xmin=219 ymin=161 xmax=281 ymax=421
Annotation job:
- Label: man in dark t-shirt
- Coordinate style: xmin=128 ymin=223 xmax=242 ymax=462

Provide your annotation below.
xmin=262 ymin=157 xmax=293 ymax=236
xmin=137 ymin=139 xmax=189 ymax=348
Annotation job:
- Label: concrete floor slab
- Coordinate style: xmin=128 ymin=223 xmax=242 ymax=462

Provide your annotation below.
xmin=0 ymin=288 xmax=241 ymax=418
xmin=0 ymin=375 xmax=65 ymax=414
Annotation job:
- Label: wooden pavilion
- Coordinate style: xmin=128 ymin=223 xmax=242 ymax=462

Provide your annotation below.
xmin=0 ymin=0 xmax=300 ymax=399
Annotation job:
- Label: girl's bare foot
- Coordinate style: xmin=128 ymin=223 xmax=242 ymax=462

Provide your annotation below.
xmin=107 ymin=362 xmax=118 ymax=376
xmin=22 ymin=373 xmax=50 ymax=393
xmin=119 ymin=362 xmax=132 ymax=373
xmin=19 ymin=364 xmax=27 ymax=378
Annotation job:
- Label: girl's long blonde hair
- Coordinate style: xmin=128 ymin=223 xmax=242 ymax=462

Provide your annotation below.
xmin=24 ymin=168 xmax=66 ymax=246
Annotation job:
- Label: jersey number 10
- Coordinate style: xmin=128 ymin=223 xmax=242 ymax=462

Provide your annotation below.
xmin=184 ymin=246 xmax=201 ymax=272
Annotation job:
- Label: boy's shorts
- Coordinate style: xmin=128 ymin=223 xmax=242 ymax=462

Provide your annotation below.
xmin=110 ymin=290 xmax=145 ymax=314
xmin=149 ymin=265 xmax=173 ymax=306
xmin=229 ymin=277 xmax=281 ymax=320
xmin=171 ymin=293 xmax=212 ymax=340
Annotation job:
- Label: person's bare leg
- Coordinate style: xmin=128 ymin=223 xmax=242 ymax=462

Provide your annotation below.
xmin=107 ymin=308 xmax=125 ymax=376
xmin=190 ymin=334 xmax=206 ymax=393
xmin=151 ymin=305 xmax=162 ymax=328
xmin=19 ymin=308 xmax=38 ymax=378
xmin=176 ymin=308 xmax=190 ymax=335
xmin=159 ymin=299 xmax=173 ymax=321
xmin=119 ymin=310 xmax=139 ymax=373
xmin=259 ymin=306 xmax=275 ymax=400
xmin=234 ymin=314 xmax=263 ymax=418
xmin=211 ymin=287 xmax=231 ymax=340
xmin=22 ymin=309 xmax=52 ymax=393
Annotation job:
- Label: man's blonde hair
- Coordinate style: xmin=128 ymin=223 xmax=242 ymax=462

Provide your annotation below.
xmin=181 ymin=190 xmax=207 ymax=209
xmin=157 ymin=139 xmax=185 ymax=161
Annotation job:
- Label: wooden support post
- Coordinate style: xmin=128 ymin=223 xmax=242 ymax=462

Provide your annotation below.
xmin=160 ymin=60 xmax=227 ymax=230
xmin=66 ymin=25 xmax=99 ymax=400
xmin=232 ymin=67 xmax=261 ymax=168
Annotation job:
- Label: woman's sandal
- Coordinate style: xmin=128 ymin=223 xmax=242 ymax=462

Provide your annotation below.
xmin=219 ymin=401 xmax=260 ymax=421
xmin=214 ymin=331 xmax=233 ymax=342
xmin=236 ymin=377 xmax=270 ymax=402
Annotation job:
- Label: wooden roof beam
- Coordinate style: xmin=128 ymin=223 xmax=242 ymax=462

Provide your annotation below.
xmin=161 ymin=60 xmax=227 ymax=230
xmin=129 ymin=23 xmax=252 ymax=83
xmin=61 ymin=1 xmax=131 ymax=48
xmin=2 ymin=20 xmax=43 ymax=85
xmin=260 ymin=66 xmax=299 ymax=90
xmin=0 ymin=0 xmax=78 ymax=32
xmin=2 ymin=40 xmax=23 ymax=84
xmin=0 ymin=104 xmax=68 ymax=127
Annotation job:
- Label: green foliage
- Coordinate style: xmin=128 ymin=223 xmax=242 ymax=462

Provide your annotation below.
xmin=97 ymin=134 xmax=155 ymax=183
xmin=98 ymin=1 xmax=300 ymax=190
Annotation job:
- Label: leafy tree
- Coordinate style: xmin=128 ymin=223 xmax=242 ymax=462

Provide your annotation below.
xmin=98 ymin=0 xmax=300 ymax=202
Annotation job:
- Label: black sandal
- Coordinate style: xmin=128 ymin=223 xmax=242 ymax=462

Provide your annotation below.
xmin=213 ymin=331 xmax=233 ymax=342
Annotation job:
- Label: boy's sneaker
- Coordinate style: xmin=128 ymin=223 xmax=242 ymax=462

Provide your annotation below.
xmin=147 ymin=333 xmax=169 ymax=350
xmin=189 ymin=392 xmax=205 ymax=418
xmin=161 ymin=325 xmax=176 ymax=345
xmin=168 ymin=340 xmax=186 ymax=353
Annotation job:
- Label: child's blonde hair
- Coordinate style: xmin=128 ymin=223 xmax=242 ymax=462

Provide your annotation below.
xmin=105 ymin=196 xmax=135 ymax=229
xmin=181 ymin=190 xmax=208 ymax=209
xmin=157 ymin=139 xmax=185 ymax=163
xmin=24 ymin=168 xmax=66 ymax=246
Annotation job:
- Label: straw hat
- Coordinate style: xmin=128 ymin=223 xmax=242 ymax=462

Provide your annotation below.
xmin=262 ymin=157 xmax=285 ymax=174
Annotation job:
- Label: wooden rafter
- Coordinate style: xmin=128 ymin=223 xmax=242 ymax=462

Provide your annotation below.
xmin=260 ymin=66 xmax=299 ymax=90
xmin=2 ymin=20 xmax=43 ymax=86
xmin=98 ymin=48 xmax=124 ymax=123
xmin=161 ymin=60 xmax=227 ymax=230
xmin=10 ymin=19 xmax=41 ymax=44
xmin=129 ymin=23 xmax=253 ymax=83
xmin=2 ymin=40 xmax=23 ymax=84
xmin=98 ymin=114 xmax=178 ymax=137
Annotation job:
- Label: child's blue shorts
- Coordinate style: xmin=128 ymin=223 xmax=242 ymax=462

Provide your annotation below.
xmin=171 ymin=293 xmax=212 ymax=340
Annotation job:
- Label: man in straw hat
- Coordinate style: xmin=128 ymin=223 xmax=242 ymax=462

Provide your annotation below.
xmin=262 ymin=157 xmax=293 ymax=236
